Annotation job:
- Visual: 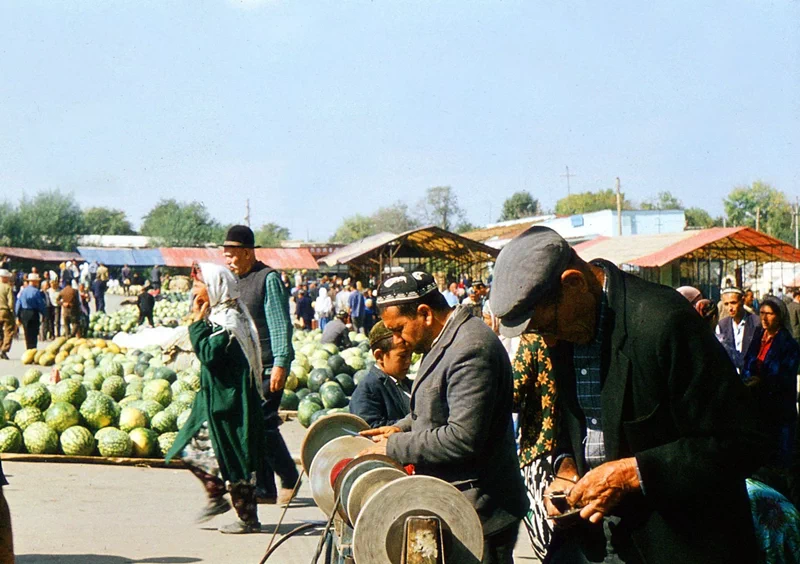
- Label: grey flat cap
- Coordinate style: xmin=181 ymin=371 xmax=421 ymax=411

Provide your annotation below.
xmin=492 ymin=226 xmax=573 ymax=338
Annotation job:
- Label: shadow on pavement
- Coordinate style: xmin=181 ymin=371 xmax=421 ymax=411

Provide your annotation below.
xmin=198 ymin=521 xmax=323 ymax=536
xmin=18 ymin=557 xmax=202 ymax=564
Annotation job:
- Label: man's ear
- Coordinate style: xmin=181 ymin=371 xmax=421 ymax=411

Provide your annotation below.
xmin=418 ymin=304 xmax=434 ymax=326
xmin=373 ymin=349 xmax=384 ymax=363
xmin=560 ymin=269 xmax=588 ymax=292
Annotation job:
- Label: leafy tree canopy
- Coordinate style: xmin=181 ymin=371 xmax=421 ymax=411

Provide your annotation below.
xmin=372 ymin=202 xmax=420 ymax=233
xmin=419 ymin=186 xmax=465 ymax=231
xmin=81 ymin=207 xmax=135 ymax=235
xmin=329 ymin=214 xmax=376 ymax=244
xmin=723 ymin=181 xmax=793 ymax=242
xmin=255 ymin=222 xmax=291 ymax=247
xmin=499 ymin=191 xmax=540 ymax=221
xmin=555 ymin=189 xmax=631 ymax=216
xmin=641 ymin=191 xmax=683 ymax=210
xmin=684 ymin=207 xmax=721 ymax=229
xmin=140 ymin=199 xmax=224 ymax=247
xmin=14 ymin=190 xmax=84 ymax=251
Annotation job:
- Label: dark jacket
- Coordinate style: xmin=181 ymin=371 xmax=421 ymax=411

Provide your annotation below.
xmin=349 ymin=365 xmax=410 ymax=428
xmin=787 ymin=301 xmax=800 ymax=343
xmin=552 ymin=261 xmax=764 ymax=564
xmin=742 ymin=326 xmax=800 ymax=434
xmin=387 ymin=305 xmax=528 ymax=536
xmin=137 ymin=292 xmax=155 ymax=314
xmin=320 ymin=318 xmax=351 ymax=349
xmin=296 ymin=295 xmax=314 ymax=327
xmin=717 ymin=312 xmax=760 ymax=372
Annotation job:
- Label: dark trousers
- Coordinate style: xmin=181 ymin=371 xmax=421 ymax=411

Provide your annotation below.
xmin=256 ymin=382 xmax=300 ymax=498
xmin=39 ymin=309 xmax=53 ymax=342
xmin=482 ymin=521 xmax=521 ymax=564
xmin=138 ymin=311 xmax=154 ymax=326
xmin=546 ymin=517 xmax=634 ymax=564
xmin=19 ymin=310 xmax=40 ymax=351
xmin=94 ymin=294 xmax=105 ymax=313
xmin=52 ymin=305 xmax=61 ymax=337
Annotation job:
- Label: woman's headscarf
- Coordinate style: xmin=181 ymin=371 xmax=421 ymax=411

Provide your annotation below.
xmin=759 ymin=295 xmax=790 ymax=331
xmin=676 ymin=286 xmax=702 ymax=306
xmin=315 ymin=287 xmax=332 ymax=315
xmin=195 ymin=263 xmax=264 ymax=396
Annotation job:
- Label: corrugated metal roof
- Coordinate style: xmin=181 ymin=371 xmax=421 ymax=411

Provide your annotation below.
xmin=320 ymin=232 xmax=399 ymax=266
xmin=160 ymin=247 xmax=318 ymax=270
xmin=574 ymin=227 xmax=800 ymax=268
xmin=77 ymin=247 xmax=165 ymax=266
xmin=0 ymin=246 xmax=83 ymax=262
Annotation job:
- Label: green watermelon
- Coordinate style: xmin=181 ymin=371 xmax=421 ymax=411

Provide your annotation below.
xmin=174 ymin=391 xmax=196 ymax=405
xmin=171 ymin=379 xmax=192 ymax=396
xmin=153 ymin=367 xmax=177 ymax=383
xmin=305 ymin=392 xmax=323 ymax=406
xmin=51 ymin=379 xmax=87 ymax=407
xmin=83 ymin=371 xmax=104 ymax=390
xmin=308 ymin=368 xmax=333 ymax=393
xmin=157 ymin=431 xmax=179 ymax=456
xmin=119 ymin=407 xmax=149 ymax=432
xmin=327 ymin=355 xmax=348 ymax=375
xmin=79 ymin=391 xmax=117 ymax=431
xmin=23 ymin=421 xmax=59 ymax=454
xmin=134 ymin=399 xmax=164 ymax=420
xmin=60 ymin=425 xmax=95 ymax=456
xmin=101 ymin=376 xmax=126 ymax=401
xmin=22 ymin=368 xmax=43 ymax=386
xmin=309 ymin=408 xmax=331 ymax=426
xmin=334 ymin=374 xmax=356 ymax=396
xmin=345 ymin=356 xmax=366 ymax=372
xmin=320 ymin=381 xmax=348 ymax=409
xmin=19 ymin=383 xmax=51 ymax=411
xmin=321 ymin=343 xmax=339 ymax=356
xmin=353 ymin=370 xmax=368 ymax=386
xmin=142 ymin=380 xmax=172 ymax=407
xmin=118 ymin=395 xmax=141 ymax=407
xmin=184 ymin=373 xmax=201 ymax=392
xmin=100 ymin=361 xmax=124 ymax=379
xmin=97 ymin=427 xmax=133 ymax=457
xmin=297 ymin=398 xmax=324 ymax=428
xmin=3 ymin=399 xmax=20 ymax=422
xmin=280 ymin=390 xmax=299 ymax=410
xmin=165 ymin=401 xmax=193 ymax=419
xmin=0 ymin=375 xmax=19 ymax=390
xmin=14 ymin=407 xmax=44 ymax=430
xmin=176 ymin=410 xmax=191 ymax=430
xmin=284 ymin=372 xmax=298 ymax=392
xmin=0 ymin=426 xmax=23 ymax=453
xmin=295 ymin=388 xmax=311 ymax=401
xmin=134 ymin=362 xmax=148 ymax=378
xmin=129 ymin=428 xmax=159 ymax=458
xmin=290 ymin=366 xmax=309 ymax=388
xmin=125 ymin=380 xmax=145 ymax=397
xmin=44 ymin=402 xmax=81 ymax=433
xmin=151 ymin=411 xmax=177 ymax=434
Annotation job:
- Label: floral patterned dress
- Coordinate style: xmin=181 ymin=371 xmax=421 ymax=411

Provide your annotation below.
xmin=512 ymin=333 xmax=557 ymax=559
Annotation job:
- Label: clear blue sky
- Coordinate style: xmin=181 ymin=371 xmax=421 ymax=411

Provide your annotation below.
xmin=1 ymin=1 xmax=798 ymax=241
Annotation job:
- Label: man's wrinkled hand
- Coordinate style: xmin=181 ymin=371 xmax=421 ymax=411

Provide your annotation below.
xmin=270 ymin=366 xmax=287 ymax=393
xmin=544 ymin=457 xmax=579 ymax=524
xmin=358 ymin=436 xmax=388 ymax=457
xmin=360 ymin=426 xmax=402 ymax=442
xmin=566 ymin=457 xmax=640 ymax=524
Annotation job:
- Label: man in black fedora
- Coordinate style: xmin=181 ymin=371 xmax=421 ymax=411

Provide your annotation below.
xmin=223 ymin=225 xmax=300 ymax=505
xmin=490 ymin=226 xmax=765 ymax=563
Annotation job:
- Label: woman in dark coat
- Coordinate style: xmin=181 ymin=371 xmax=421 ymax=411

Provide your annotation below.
xmin=165 ymin=262 xmax=265 ymax=534
xmin=742 ymin=295 xmax=800 ymax=469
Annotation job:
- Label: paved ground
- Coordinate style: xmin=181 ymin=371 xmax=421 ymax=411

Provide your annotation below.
xmin=0 ymin=295 xmax=540 ymax=563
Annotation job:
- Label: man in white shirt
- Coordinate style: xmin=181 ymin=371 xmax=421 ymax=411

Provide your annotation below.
xmin=716 ymin=287 xmax=760 ymax=373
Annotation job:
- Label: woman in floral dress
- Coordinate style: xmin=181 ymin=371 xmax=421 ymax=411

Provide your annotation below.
xmin=165 ymin=262 xmax=265 ymax=534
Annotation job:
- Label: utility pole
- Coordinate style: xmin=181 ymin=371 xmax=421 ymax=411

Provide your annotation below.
xmin=795 ymin=197 xmax=799 ymax=248
xmin=561 ymin=166 xmax=576 ymax=196
xmin=244 ymin=199 xmax=251 ymax=228
xmin=755 ymin=206 xmax=761 ymax=232
xmin=615 ymin=177 xmax=622 ymax=236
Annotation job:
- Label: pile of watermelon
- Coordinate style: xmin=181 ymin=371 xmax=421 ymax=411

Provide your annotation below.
xmin=283 ymin=329 xmax=377 ymax=428
xmin=0 ymin=337 xmax=198 ymax=459
xmin=88 ymin=292 xmax=191 ymax=338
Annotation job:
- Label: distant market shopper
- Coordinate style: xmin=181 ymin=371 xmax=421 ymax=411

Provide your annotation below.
xmin=15 ymin=273 xmax=46 ymax=350
xmin=137 ymin=284 xmax=155 ymax=326
xmin=222 ymin=225 xmax=300 ymax=506
xmin=165 ymin=262 xmax=265 ymax=534
xmin=0 ymin=269 xmax=15 ymax=360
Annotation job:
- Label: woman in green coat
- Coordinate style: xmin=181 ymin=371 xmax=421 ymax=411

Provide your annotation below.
xmin=166 ymin=262 xmax=265 ymax=534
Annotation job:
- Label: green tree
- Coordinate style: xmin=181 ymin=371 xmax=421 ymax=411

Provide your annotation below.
xmin=455 ymin=220 xmax=478 ymax=234
xmin=0 ymin=202 xmax=20 ymax=246
xmin=723 ymin=181 xmax=793 ymax=242
xmin=641 ymin=191 xmax=683 ymax=210
xmin=419 ymin=186 xmax=465 ymax=231
xmin=329 ymin=214 xmax=376 ymax=244
xmin=15 ymin=190 xmax=85 ymax=251
xmin=140 ymin=199 xmax=224 ymax=247
xmin=81 ymin=207 xmax=135 ymax=235
xmin=255 ymin=222 xmax=291 ymax=247
xmin=499 ymin=191 xmax=540 ymax=221
xmin=555 ymin=189 xmax=630 ymax=216
xmin=685 ymin=207 xmax=721 ymax=228
xmin=371 ymin=202 xmax=420 ymax=233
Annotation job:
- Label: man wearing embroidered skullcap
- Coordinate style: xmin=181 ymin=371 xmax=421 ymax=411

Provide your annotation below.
xmin=489 ymin=225 xmax=765 ymax=563
xmin=716 ymin=286 xmax=761 ymax=374
xmin=360 ymin=271 xmax=529 ymax=563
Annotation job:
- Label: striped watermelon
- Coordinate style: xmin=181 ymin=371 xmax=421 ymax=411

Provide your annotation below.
xmin=60 ymin=426 xmax=95 ymax=456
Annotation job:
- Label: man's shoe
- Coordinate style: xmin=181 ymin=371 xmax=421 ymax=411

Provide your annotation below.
xmin=195 ymin=497 xmax=231 ymax=523
xmin=0 ymin=352 xmax=8 ymax=360
xmin=219 ymin=519 xmax=261 ymax=534
xmin=278 ymin=479 xmax=301 ymax=506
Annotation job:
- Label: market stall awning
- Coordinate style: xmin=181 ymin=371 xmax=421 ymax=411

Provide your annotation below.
xmin=0 ymin=246 xmax=83 ymax=263
xmin=320 ymin=232 xmax=399 ymax=267
xmin=159 ymin=247 xmax=318 ymax=270
xmin=77 ymin=247 xmax=165 ymax=267
xmin=574 ymin=227 xmax=800 ymax=267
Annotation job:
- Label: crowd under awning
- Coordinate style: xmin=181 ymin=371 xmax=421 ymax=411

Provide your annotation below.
xmin=0 ymin=246 xmax=83 ymax=263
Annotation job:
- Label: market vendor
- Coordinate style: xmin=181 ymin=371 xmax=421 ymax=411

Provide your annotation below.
xmin=349 ymin=321 xmax=412 ymax=428
xmin=360 ymin=271 xmax=528 ymax=563
xmin=320 ymin=310 xmax=352 ymax=349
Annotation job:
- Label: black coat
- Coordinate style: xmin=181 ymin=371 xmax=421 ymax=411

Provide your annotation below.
xmin=552 ymin=261 xmax=765 ymax=564
xmin=349 ymin=365 xmax=410 ymax=428
xmin=717 ymin=312 xmax=760 ymax=372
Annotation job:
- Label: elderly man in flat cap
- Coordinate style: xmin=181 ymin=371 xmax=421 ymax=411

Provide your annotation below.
xmin=490 ymin=226 xmax=766 ymax=564
xmin=361 ymin=271 xmax=529 ymax=563
xmin=222 ymin=225 xmax=300 ymax=506
xmin=0 ymin=269 xmax=15 ymax=360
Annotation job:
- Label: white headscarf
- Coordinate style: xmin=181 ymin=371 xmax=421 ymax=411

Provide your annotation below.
xmin=197 ymin=263 xmax=264 ymax=397
xmin=315 ymin=286 xmax=332 ymax=316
